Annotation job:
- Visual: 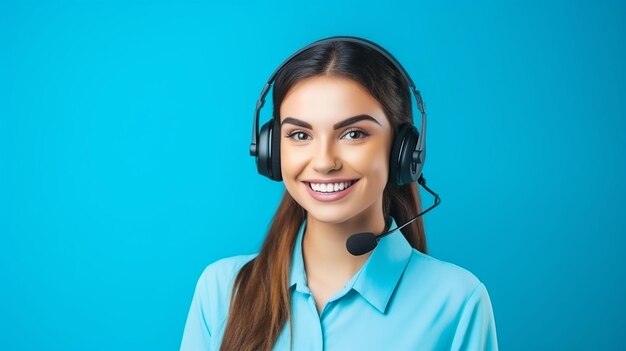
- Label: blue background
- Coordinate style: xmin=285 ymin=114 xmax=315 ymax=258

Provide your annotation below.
xmin=2 ymin=0 xmax=625 ymax=350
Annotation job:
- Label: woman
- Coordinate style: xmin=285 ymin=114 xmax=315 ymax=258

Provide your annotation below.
xmin=181 ymin=36 xmax=498 ymax=351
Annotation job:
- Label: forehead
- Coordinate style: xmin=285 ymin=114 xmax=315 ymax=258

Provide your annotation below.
xmin=279 ymin=75 xmax=388 ymax=127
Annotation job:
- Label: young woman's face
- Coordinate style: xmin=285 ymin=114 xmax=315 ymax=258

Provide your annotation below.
xmin=279 ymin=75 xmax=393 ymax=225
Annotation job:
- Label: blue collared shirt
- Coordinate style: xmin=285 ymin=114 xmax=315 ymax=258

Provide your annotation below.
xmin=181 ymin=218 xmax=498 ymax=350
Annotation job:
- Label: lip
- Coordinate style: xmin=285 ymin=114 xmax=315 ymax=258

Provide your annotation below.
xmin=302 ymin=179 xmax=360 ymax=202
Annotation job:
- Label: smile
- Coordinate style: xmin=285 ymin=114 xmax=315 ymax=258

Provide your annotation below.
xmin=308 ymin=180 xmax=357 ymax=193
xmin=302 ymin=179 xmax=360 ymax=202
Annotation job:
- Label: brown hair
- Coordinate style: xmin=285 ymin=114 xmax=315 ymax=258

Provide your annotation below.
xmin=220 ymin=40 xmax=427 ymax=351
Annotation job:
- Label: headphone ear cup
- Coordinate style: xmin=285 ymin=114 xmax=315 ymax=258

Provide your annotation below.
xmin=256 ymin=120 xmax=271 ymax=179
xmin=389 ymin=124 xmax=422 ymax=186
xmin=257 ymin=119 xmax=282 ymax=181
xmin=270 ymin=118 xmax=282 ymax=181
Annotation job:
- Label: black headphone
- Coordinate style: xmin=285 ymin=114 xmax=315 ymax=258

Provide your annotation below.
xmin=249 ymin=36 xmax=427 ymax=186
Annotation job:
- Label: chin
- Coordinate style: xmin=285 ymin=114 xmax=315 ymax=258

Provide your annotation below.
xmin=299 ymin=196 xmax=379 ymax=226
xmin=304 ymin=207 xmax=357 ymax=225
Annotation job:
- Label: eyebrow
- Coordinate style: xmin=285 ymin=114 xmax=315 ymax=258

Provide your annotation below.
xmin=280 ymin=114 xmax=382 ymax=130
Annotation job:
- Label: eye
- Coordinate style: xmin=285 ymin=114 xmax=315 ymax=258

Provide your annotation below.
xmin=341 ymin=129 xmax=369 ymax=140
xmin=286 ymin=131 xmax=311 ymax=141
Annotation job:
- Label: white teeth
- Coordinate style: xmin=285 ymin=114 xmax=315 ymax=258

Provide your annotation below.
xmin=309 ymin=181 xmax=354 ymax=193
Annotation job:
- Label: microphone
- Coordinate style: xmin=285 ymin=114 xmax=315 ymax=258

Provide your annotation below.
xmin=346 ymin=175 xmax=441 ymax=256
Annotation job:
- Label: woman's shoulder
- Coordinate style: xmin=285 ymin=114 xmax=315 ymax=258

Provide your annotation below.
xmin=197 ymin=253 xmax=258 ymax=287
xmin=189 ymin=254 xmax=258 ymax=326
xmin=404 ymin=249 xmax=486 ymax=300
xmin=391 ymin=250 xmax=498 ymax=349
xmin=182 ymin=254 xmax=258 ymax=345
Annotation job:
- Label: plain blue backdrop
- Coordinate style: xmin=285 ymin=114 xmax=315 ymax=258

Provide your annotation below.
xmin=2 ymin=0 xmax=625 ymax=350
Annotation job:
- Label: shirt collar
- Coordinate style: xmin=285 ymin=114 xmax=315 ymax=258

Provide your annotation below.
xmin=289 ymin=216 xmax=413 ymax=313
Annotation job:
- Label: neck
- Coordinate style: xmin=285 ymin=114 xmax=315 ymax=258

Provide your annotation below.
xmin=302 ymin=210 xmax=387 ymax=283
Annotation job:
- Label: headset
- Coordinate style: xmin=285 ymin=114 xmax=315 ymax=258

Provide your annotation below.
xmin=249 ymin=36 xmax=427 ymax=186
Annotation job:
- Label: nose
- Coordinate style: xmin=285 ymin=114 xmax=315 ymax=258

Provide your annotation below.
xmin=311 ymin=138 xmax=341 ymax=174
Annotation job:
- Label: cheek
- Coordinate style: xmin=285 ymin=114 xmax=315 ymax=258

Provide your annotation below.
xmin=345 ymin=144 xmax=390 ymax=178
xmin=280 ymin=143 xmax=306 ymax=178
